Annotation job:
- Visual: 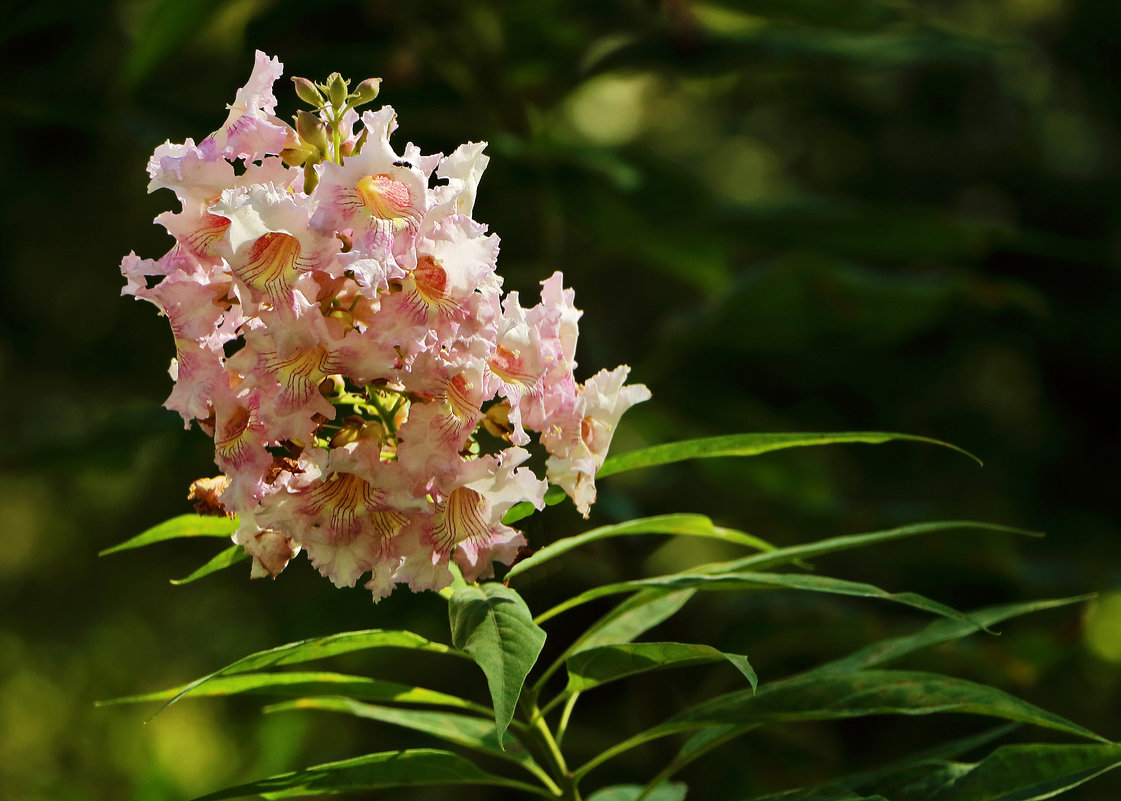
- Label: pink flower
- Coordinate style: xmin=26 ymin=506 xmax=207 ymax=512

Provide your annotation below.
xmin=123 ymin=52 xmax=649 ymax=599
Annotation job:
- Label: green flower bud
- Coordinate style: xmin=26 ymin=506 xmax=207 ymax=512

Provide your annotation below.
xmin=302 ymin=163 xmax=320 ymax=194
xmin=296 ymin=109 xmax=329 ymax=153
xmin=291 ymin=76 xmax=324 ymax=107
xmin=324 ymin=72 xmax=349 ymax=110
xmin=349 ymin=77 xmax=382 ymax=107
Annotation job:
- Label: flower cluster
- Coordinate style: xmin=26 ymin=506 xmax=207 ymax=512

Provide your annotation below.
xmin=122 ymin=52 xmax=650 ymax=598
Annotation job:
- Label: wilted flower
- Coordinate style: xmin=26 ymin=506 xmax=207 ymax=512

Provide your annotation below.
xmin=122 ymin=52 xmax=650 ymax=599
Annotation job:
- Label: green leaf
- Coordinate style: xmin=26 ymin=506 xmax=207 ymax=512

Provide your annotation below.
xmin=915 ymin=742 xmax=1121 ymax=801
xmin=501 ymin=485 xmax=568 ymax=525
xmin=170 ymin=545 xmax=250 ymax=584
xmin=506 ymin=514 xmax=774 ymax=582
xmin=98 ymin=671 xmax=487 ymax=715
xmin=543 ymin=570 xmax=987 ymax=632
xmin=805 ymin=595 xmax=1094 ymax=677
xmin=666 ymin=669 xmax=1102 ymax=741
xmin=570 ymin=589 xmax=697 ymax=653
xmin=586 ymin=782 xmax=689 ymax=801
xmin=692 ymin=521 xmax=1040 ymax=576
xmin=99 ymin=514 xmax=237 ymax=556
xmin=190 ymin=748 xmax=545 ymax=800
xmin=265 ymin=697 xmax=535 ymax=770
xmin=566 ymin=642 xmax=756 ymax=694
xmin=449 ymin=583 xmax=546 ymax=739
xmin=156 ymin=630 xmax=462 ymax=717
xmin=597 ymin=432 xmax=979 ymax=479
xmin=576 ymin=671 xmax=1104 ymax=781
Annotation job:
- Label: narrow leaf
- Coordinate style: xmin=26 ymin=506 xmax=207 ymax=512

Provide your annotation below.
xmin=98 ymin=671 xmax=487 ymax=714
xmin=99 ymin=514 xmax=237 ymax=556
xmin=265 ymin=697 xmax=537 ymax=771
xmin=666 ymin=670 xmax=1104 ymax=742
xmin=544 ymin=571 xmax=988 ymax=632
xmin=538 ymin=520 xmax=1024 ymax=624
xmin=157 ymin=630 xmax=462 ymax=716
xmin=576 ymin=671 xmax=1103 ymax=781
xmin=805 ymin=595 xmax=1094 ymax=677
xmin=586 ymin=782 xmax=689 ymax=801
xmin=449 ymin=583 xmax=546 ymax=739
xmin=506 ymin=514 xmax=774 ymax=582
xmin=920 ymin=742 xmax=1121 ymax=801
xmin=693 ymin=521 xmax=1040 ymax=576
xmin=566 ymin=642 xmax=756 ymax=693
xmin=190 ymin=748 xmax=544 ymax=800
xmin=597 ymin=432 xmax=979 ymax=479
xmin=570 ymin=588 xmax=697 ymax=653
xmin=170 ymin=545 xmax=249 ymax=584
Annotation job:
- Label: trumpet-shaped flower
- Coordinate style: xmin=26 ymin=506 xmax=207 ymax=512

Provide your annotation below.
xmin=122 ymin=51 xmax=649 ymax=599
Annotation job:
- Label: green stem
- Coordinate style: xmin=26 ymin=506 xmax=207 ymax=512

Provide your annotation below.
xmin=522 ymin=698 xmax=581 ymax=801
xmin=555 ymin=692 xmax=580 ymax=749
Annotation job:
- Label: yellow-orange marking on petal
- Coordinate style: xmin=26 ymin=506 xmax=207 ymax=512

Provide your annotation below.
xmin=299 ymin=472 xmax=405 ymax=542
xmin=232 ymin=232 xmax=302 ymax=300
xmin=215 ymin=404 xmax=257 ymax=467
xmin=433 ymin=487 xmax=491 ymax=552
xmin=356 ymin=174 xmax=418 ymax=228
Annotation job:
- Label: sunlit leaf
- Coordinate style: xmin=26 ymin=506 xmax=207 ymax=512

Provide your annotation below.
xmin=156 ymin=630 xmax=463 ymax=716
xmin=506 ymin=514 xmax=774 ymax=582
xmin=190 ymin=748 xmax=545 ymax=800
xmin=585 ymin=781 xmax=689 ymax=801
xmin=569 ymin=589 xmax=697 ymax=653
xmin=170 ymin=545 xmax=249 ymax=584
xmin=566 ymin=642 xmax=756 ymax=693
xmin=98 ymin=671 xmax=487 ymax=715
xmin=265 ymin=697 xmax=537 ymax=770
xmin=502 ymin=485 xmax=568 ymax=525
xmin=542 ymin=570 xmax=986 ymax=632
xmin=449 ymin=583 xmax=546 ymax=739
xmin=99 ymin=514 xmax=237 ymax=556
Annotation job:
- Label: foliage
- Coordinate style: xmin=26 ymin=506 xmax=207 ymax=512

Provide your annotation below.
xmin=104 ymin=435 xmax=1117 ymax=800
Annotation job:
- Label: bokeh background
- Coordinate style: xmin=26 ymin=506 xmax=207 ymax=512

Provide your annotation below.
xmin=2 ymin=0 xmax=1119 ymax=799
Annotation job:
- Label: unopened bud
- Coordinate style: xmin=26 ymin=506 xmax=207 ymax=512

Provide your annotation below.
xmin=350 ymin=77 xmax=382 ymax=107
xmin=292 ymin=76 xmax=324 ymax=107
xmin=302 ymin=163 xmax=320 ymax=194
xmin=324 ymin=72 xmax=349 ymax=110
xmin=296 ymin=109 xmax=329 ymax=152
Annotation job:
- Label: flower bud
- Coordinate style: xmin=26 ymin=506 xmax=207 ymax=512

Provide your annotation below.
xmin=482 ymin=400 xmax=514 ymax=440
xmin=291 ymin=76 xmax=324 ymax=107
xmin=324 ymin=72 xmax=349 ymax=110
xmin=296 ymin=109 xmax=329 ymax=153
xmin=350 ymin=77 xmax=382 ymax=107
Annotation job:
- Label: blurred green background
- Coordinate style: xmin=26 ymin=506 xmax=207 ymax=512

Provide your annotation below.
xmin=2 ymin=0 xmax=1119 ymax=798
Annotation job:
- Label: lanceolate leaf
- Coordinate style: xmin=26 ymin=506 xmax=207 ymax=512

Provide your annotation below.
xmin=569 ymin=589 xmax=697 ymax=653
xmin=190 ymin=748 xmax=546 ymax=800
xmin=265 ymin=697 xmax=535 ymax=769
xmin=506 ymin=514 xmax=774 ymax=582
xmin=596 ymin=432 xmax=979 ymax=479
xmin=911 ymin=742 xmax=1121 ymax=801
xmin=804 ymin=595 xmax=1093 ymax=677
xmin=157 ymin=630 xmax=463 ymax=716
xmin=170 ymin=545 xmax=250 ymax=585
xmin=576 ymin=671 xmax=1104 ymax=781
xmin=664 ymin=671 xmax=1104 ymax=741
xmin=586 ymin=782 xmax=689 ymax=801
xmin=449 ymin=583 xmax=546 ymax=739
xmin=502 ymin=485 xmax=568 ymax=525
xmin=566 ymin=642 xmax=757 ymax=694
xmin=542 ymin=571 xmax=986 ymax=632
xmin=99 ymin=671 xmax=487 ymax=715
xmin=537 ymin=520 xmax=1024 ymax=625
xmin=692 ymin=521 xmax=1040 ymax=576
xmin=743 ymin=741 xmax=1121 ymax=801
xmin=99 ymin=514 xmax=238 ymax=556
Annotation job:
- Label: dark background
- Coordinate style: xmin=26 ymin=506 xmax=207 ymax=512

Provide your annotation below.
xmin=2 ymin=0 xmax=1119 ymax=799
